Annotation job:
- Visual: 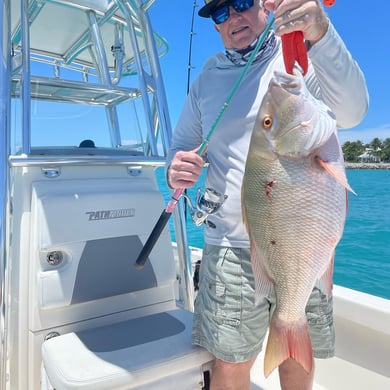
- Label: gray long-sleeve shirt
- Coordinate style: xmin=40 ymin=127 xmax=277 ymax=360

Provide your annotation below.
xmin=167 ymin=23 xmax=369 ymax=248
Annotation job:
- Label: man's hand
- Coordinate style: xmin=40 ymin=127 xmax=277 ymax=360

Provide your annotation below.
xmin=167 ymin=149 xmax=204 ymax=189
xmin=264 ymin=0 xmax=329 ymax=46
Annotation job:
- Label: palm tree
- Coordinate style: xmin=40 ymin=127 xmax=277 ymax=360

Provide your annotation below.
xmin=370 ymin=138 xmax=384 ymax=161
xmin=342 ymin=140 xmax=365 ymax=162
xmin=382 ymin=138 xmax=390 ymax=162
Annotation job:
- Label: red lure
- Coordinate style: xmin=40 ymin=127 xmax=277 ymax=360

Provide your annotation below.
xmin=281 ymin=0 xmax=336 ymax=75
xmin=324 ymin=0 xmax=336 ymax=6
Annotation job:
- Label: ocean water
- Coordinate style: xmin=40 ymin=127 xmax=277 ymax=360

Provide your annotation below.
xmin=156 ymin=168 xmax=390 ymax=300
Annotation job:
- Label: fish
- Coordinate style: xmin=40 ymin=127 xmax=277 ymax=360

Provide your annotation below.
xmin=241 ymin=68 xmax=354 ymax=377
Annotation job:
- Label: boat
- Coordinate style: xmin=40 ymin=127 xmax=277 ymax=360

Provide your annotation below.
xmin=0 ymin=1 xmax=389 ymax=389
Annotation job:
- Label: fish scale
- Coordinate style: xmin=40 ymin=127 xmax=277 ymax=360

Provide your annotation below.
xmin=252 ymin=157 xmax=345 ymax=310
xmin=242 ymin=69 xmax=352 ymax=377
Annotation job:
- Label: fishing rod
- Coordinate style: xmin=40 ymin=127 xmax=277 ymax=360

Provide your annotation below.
xmin=186 ymin=1 xmax=197 ymax=95
xmin=182 ymin=1 xmax=198 ymax=221
xmin=135 ymin=16 xmax=275 ymax=269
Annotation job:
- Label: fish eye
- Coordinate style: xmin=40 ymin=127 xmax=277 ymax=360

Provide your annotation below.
xmin=262 ymin=116 xmax=273 ymax=129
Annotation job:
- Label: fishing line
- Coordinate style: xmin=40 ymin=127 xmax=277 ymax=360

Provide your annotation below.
xmin=169 ymin=14 xmax=275 ymax=205
xmin=135 ymin=15 xmax=275 ymax=269
xmin=198 ymin=17 xmax=275 ymax=154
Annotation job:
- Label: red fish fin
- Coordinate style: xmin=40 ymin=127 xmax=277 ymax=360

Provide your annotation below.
xmin=264 ymin=316 xmax=313 ymax=378
xmin=316 ymin=256 xmax=334 ymax=300
xmin=316 ymin=157 xmax=356 ymax=195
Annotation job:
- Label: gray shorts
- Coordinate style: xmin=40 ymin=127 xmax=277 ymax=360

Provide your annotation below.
xmin=192 ymin=244 xmax=335 ymax=362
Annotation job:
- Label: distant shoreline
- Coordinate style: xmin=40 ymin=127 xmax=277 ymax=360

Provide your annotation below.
xmin=345 ymin=162 xmax=390 ymax=170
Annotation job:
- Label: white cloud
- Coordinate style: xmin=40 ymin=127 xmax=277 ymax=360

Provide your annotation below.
xmin=339 ymin=124 xmax=390 ymax=144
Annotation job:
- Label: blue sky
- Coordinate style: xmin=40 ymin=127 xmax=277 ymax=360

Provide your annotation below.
xmin=149 ymin=1 xmax=390 ymax=144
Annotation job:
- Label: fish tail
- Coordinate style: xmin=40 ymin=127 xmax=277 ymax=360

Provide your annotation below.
xmin=264 ymin=315 xmax=313 ymax=377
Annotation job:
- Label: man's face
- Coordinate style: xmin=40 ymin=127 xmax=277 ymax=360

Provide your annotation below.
xmin=214 ymin=1 xmax=269 ymax=49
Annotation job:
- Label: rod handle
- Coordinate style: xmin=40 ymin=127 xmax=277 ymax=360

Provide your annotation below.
xmin=134 ymin=210 xmax=172 ymax=269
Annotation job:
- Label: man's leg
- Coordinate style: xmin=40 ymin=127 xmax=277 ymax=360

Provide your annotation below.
xmin=210 ymin=357 xmax=257 ymax=390
xmin=277 ymin=286 xmax=335 ymax=390
xmin=279 ymin=358 xmax=314 ymax=390
xmin=192 ymin=245 xmax=270 ymax=389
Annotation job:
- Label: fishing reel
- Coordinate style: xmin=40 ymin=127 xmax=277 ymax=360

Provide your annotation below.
xmin=183 ymin=187 xmax=228 ymax=229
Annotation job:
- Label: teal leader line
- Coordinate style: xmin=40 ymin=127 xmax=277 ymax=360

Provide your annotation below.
xmin=197 ymin=15 xmax=275 ymax=156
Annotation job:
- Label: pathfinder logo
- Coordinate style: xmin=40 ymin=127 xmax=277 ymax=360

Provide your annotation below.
xmin=86 ymin=208 xmax=135 ymax=221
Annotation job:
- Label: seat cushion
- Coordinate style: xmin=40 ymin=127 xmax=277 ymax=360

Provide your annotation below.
xmin=42 ymin=309 xmax=214 ymax=390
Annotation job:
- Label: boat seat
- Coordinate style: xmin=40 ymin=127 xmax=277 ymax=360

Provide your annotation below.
xmin=41 ymin=309 xmax=213 ymax=390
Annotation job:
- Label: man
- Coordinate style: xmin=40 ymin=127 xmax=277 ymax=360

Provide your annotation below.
xmin=167 ymin=0 xmax=368 ymax=389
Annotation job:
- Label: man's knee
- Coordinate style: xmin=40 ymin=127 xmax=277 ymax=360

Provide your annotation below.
xmin=279 ymin=358 xmax=314 ymax=390
xmin=210 ymin=357 xmax=256 ymax=390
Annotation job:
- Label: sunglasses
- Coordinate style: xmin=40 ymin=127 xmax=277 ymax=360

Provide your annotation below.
xmin=211 ymin=0 xmax=255 ymax=25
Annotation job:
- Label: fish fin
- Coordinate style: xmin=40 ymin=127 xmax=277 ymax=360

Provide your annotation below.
xmin=316 ymin=255 xmax=334 ymax=300
xmin=316 ymin=157 xmax=356 ymax=195
xmin=250 ymin=242 xmax=274 ymax=305
xmin=242 ymin=186 xmax=274 ymax=303
xmin=241 ymin=189 xmax=248 ymax=228
xmin=264 ymin=316 xmax=313 ymax=378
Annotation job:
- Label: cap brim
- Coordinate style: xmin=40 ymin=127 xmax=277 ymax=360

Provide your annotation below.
xmin=198 ymin=0 xmax=220 ymax=18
